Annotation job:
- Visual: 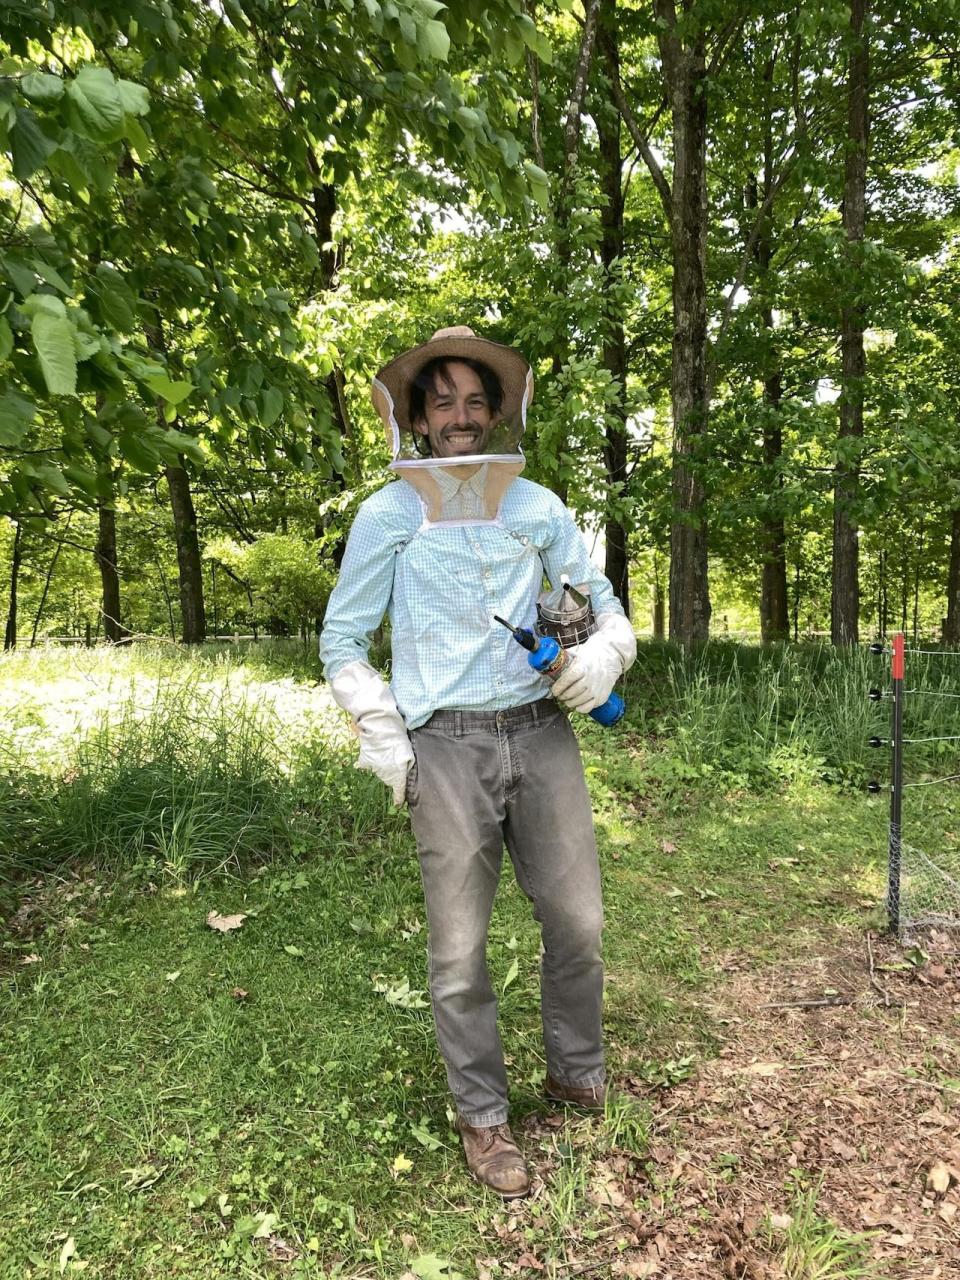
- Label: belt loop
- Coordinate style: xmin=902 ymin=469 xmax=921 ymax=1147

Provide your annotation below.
xmin=531 ymin=700 xmax=539 ymax=727
xmin=455 ymin=710 xmax=463 ymax=737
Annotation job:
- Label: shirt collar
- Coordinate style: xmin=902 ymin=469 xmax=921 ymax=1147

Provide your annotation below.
xmin=431 ymin=462 xmax=489 ymax=500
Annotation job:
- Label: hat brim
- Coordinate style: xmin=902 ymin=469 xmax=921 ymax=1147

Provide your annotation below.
xmin=372 ymin=334 xmax=533 ymax=434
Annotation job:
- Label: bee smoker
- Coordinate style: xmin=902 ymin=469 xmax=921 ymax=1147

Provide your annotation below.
xmin=494 ymin=580 xmax=626 ymax=727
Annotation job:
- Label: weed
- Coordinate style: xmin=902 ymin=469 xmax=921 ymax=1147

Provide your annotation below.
xmin=769 ymin=1178 xmax=879 ymax=1279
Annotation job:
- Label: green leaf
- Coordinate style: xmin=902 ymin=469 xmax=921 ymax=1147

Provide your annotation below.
xmin=516 ymin=12 xmax=539 ymax=49
xmin=502 ymin=957 xmax=519 ymax=991
xmin=65 ymin=66 xmax=125 ymax=142
xmin=0 ymin=390 xmax=35 ymax=446
xmin=61 ymin=462 xmax=99 ymax=495
xmin=10 ymin=108 xmax=56 ymax=179
xmin=455 ymin=106 xmax=481 ymax=131
xmin=260 ymin=385 xmax=283 ymax=427
xmin=94 ymin=265 xmax=137 ymax=331
xmin=32 ymin=259 xmax=72 ymax=294
xmin=32 ymin=463 xmax=71 ymax=497
xmin=116 ymin=78 xmax=150 ymax=116
xmin=47 ymin=146 xmax=91 ymax=201
xmin=20 ymin=73 xmax=64 ymax=104
xmin=422 ymin=19 xmax=450 ymax=59
xmin=411 ymin=1256 xmax=464 ymax=1280
xmin=118 ymin=427 xmax=161 ymax=472
xmin=0 ymin=316 xmax=12 ymax=361
xmin=30 ymin=305 xmax=77 ymax=396
xmin=123 ymin=114 xmax=151 ymax=158
xmin=283 ymin=944 xmax=304 ymax=957
xmin=4 ymin=257 xmax=36 ymax=298
xmin=162 ymin=428 xmax=204 ymax=464
xmin=145 ymin=374 xmax=193 ymax=406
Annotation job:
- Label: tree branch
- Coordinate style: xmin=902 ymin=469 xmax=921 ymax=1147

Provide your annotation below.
xmin=562 ymin=0 xmax=602 ymax=173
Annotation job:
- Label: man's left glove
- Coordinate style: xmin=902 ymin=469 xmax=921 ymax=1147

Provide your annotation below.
xmin=551 ymin=612 xmax=637 ymax=714
xmin=328 ymin=660 xmax=415 ymax=805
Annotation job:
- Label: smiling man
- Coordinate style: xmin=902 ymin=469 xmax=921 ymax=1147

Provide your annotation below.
xmin=319 ymin=327 xmax=636 ymax=1197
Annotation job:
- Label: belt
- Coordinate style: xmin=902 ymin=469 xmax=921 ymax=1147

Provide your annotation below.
xmin=419 ymin=697 xmax=558 ymax=733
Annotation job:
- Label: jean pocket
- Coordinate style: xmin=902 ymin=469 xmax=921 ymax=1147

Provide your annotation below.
xmin=405 ymin=755 xmax=419 ymax=807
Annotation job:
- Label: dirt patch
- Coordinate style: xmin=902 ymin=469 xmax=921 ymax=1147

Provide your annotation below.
xmin=500 ymin=928 xmax=960 ymax=1278
xmin=624 ymin=929 xmax=959 ymax=1278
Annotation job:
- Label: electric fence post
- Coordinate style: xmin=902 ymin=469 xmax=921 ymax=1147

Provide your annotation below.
xmin=888 ymin=634 xmax=905 ymax=934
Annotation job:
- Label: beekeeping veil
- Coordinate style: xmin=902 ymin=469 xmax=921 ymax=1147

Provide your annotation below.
xmin=371 ymin=326 xmax=533 ymax=524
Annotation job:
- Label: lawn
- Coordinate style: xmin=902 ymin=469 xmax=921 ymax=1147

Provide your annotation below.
xmin=0 ymin=641 xmax=956 ymax=1279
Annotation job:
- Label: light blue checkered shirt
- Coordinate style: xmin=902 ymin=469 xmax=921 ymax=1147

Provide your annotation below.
xmin=319 ymin=475 xmax=625 ymax=728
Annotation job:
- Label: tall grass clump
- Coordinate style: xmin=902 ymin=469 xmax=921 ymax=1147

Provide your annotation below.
xmin=625 ymin=641 xmax=945 ymax=790
xmin=0 ymin=655 xmax=397 ymax=889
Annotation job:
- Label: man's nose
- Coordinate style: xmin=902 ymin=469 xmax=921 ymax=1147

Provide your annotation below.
xmin=452 ymin=400 xmax=470 ymax=424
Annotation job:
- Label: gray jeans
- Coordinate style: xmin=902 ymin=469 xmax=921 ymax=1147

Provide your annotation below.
xmin=407 ymin=698 xmax=604 ymax=1127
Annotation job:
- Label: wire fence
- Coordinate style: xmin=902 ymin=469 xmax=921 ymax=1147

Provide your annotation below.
xmin=868 ymin=635 xmax=960 ymax=939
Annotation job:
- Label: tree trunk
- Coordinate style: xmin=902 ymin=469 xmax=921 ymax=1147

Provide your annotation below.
xmin=759 ymin=366 xmax=789 ymax=642
xmin=166 ymin=458 xmax=206 ymax=644
xmin=144 ymin=320 xmax=207 ymax=644
xmin=598 ymin=0 xmax=630 ymax=615
xmin=747 ymin=68 xmax=789 ymax=643
xmin=4 ymin=519 xmax=22 ymax=651
xmin=831 ymin=0 xmax=869 ymax=646
xmin=944 ymin=510 xmax=960 ymax=644
xmin=96 ymin=489 xmax=126 ymax=643
xmin=659 ymin=4 xmax=711 ymax=645
xmin=31 ymin=519 xmax=69 ymax=646
xmin=652 ymin=558 xmax=666 ymax=639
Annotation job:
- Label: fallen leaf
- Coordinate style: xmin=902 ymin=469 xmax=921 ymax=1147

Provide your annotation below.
xmin=661 ymin=840 xmax=677 ymax=854
xmin=744 ymin=1062 xmax=783 ymax=1076
xmin=264 ymin=1235 xmax=297 ymax=1261
xmin=20 ymin=953 xmax=40 ymax=965
xmin=165 ymin=971 xmax=181 ymax=983
xmin=392 ymin=1152 xmax=413 ymax=1174
xmin=206 ymin=911 xmax=246 ymax=933
xmin=884 ymin=1232 xmax=915 ymax=1247
xmin=282 ymin=944 xmax=304 ymax=957
xmin=938 ymin=1202 xmax=957 ymax=1224
xmin=516 ymin=1254 xmax=545 ymax=1272
xmin=231 ymin=987 xmax=248 ymax=1000
xmin=59 ymin=1237 xmax=76 ymax=1275
xmin=927 ymin=1160 xmax=952 ymax=1194
xmin=617 ymin=1262 xmax=657 ymax=1279
xmin=769 ymin=1213 xmax=793 ymax=1230
xmin=831 ymin=1138 xmax=857 ymax=1161
xmin=411 ymin=1256 xmax=464 ymax=1280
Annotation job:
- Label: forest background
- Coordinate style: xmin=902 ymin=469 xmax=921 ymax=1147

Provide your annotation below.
xmin=3 ymin=0 xmax=960 ymax=650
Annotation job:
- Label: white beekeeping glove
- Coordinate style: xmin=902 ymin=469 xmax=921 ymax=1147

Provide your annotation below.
xmin=551 ymin=612 xmax=636 ymax=714
xmin=328 ymin=660 xmax=415 ymax=804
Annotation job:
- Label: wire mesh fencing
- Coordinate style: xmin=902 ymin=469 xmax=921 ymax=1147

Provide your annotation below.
xmin=868 ymin=635 xmax=960 ymax=940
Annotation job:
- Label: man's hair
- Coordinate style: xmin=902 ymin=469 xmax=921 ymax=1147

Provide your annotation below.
xmin=409 ymin=357 xmax=504 ymax=427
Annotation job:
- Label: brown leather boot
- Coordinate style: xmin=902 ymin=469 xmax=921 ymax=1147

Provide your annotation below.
xmin=456 ymin=1118 xmax=530 ymax=1198
xmin=544 ymin=1074 xmax=607 ymax=1111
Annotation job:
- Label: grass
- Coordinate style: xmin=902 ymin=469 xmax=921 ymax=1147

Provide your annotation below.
xmin=0 ymin=639 xmax=956 ymax=1277
xmin=769 ymin=1177 xmax=879 ymax=1279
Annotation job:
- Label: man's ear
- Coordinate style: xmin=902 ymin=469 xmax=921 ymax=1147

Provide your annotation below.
xmin=413 ymin=417 xmax=429 ymax=436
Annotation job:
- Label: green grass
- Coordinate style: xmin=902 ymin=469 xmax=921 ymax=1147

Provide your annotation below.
xmin=0 ymin=639 xmax=954 ymax=1277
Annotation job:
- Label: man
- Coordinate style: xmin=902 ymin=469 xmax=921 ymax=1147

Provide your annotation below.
xmin=319 ymin=327 xmax=636 ymax=1197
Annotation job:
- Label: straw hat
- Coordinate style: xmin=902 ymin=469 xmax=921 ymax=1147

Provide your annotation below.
xmin=371 ymin=325 xmax=533 ymax=433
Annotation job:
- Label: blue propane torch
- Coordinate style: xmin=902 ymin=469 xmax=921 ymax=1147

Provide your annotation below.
xmin=493 ymin=614 xmax=626 ymax=727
